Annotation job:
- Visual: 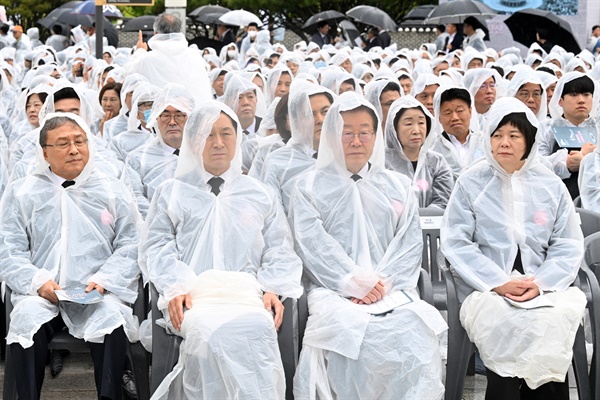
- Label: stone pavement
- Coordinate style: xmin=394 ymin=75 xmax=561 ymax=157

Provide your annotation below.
xmin=0 ymin=353 xmax=581 ymax=399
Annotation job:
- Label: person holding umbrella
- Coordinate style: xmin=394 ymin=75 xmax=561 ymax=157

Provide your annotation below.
xmin=311 ymin=21 xmax=332 ymax=48
xmin=363 ymin=26 xmax=384 ymax=51
xmin=446 ymin=23 xmax=464 ymax=52
xmin=462 ymin=16 xmax=486 ymax=52
xmin=535 ymin=28 xmax=555 ymax=54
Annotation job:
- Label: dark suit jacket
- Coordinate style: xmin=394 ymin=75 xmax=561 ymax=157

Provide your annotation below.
xmin=364 ymin=36 xmax=384 ymax=51
xmin=378 ymin=31 xmax=391 ymax=48
xmin=220 ymin=29 xmax=236 ymax=45
xmin=311 ymin=32 xmax=331 ymax=48
xmin=449 ymin=33 xmax=464 ymax=52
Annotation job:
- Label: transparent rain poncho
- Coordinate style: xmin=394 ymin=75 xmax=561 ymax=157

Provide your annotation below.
xmin=364 ymin=79 xmax=403 ymax=128
xmin=537 ymin=71 xmax=600 ymax=182
xmin=440 ymin=97 xmax=586 ymax=388
xmin=243 ymin=96 xmax=283 ymax=174
xmin=122 ymin=84 xmax=195 ymax=218
xmin=289 ymin=92 xmax=446 ymax=400
xmin=0 ymin=112 xmax=141 ymax=348
xmin=578 ymin=127 xmax=600 ymax=211
xmin=139 ymin=101 xmax=302 ymax=399
xmin=9 ymin=82 xmax=52 ymax=146
xmin=429 ymin=84 xmax=487 ymax=178
xmin=109 ymin=84 xmax=159 ymax=162
xmin=505 ymin=67 xmax=548 ymax=120
xmin=103 ymin=73 xmax=149 ymax=143
xmin=384 ymin=95 xmax=454 ymax=209
xmin=220 ymin=74 xmax=267 ymax=141
xmin=463 ymin=68 xmax=503 ymax=132
xmin=259 ymin=80 xmax=333 ymax=213
xmin=265 ymin=66 xmax=293 ymax=105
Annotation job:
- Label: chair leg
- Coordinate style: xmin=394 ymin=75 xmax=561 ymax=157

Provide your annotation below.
xmin=445 ymin=328 xmax=475 ymax=400
xmin=128 ymin=342 xmax=151 ymax=400
xmin=3 ymin=344 xmax=18 ymax=400
xmin=573 ymin=324 xmax=592 ymax=400
xmin=151 ymin=335 xmax=181 ymax=394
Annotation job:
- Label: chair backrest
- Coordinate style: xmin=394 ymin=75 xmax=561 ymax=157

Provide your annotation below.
xmin=574 ymin=196 xmax=582 ymax=208
xmin=576 ymin=207 xmax=600 ymax=238
xmin=418 ymin=208 xmax=445 ymax=284
xmin=584 ymin=232 xmax=600 ymax=270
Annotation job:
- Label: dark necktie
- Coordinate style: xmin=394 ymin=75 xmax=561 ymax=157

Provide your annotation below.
xmin=350 ymin=174 xmax=362 ymax=182
xmin=312 ymin=152 xmax=318 ymax=159
xmin=444 ymin=36 xmax=449 ymax=50
xmin=243 ymin=130 xmax=249 ymax=135
xmin=62 ymin=180 xmax=75 ymax=188
xmin=173 ymin=149 xmax=180 ymax=156
xmin=207 ymin=177 xmax=224 ymax=196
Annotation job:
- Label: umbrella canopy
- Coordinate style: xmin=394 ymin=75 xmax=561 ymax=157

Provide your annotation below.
xmin=403 ymin=5 xmax=435 ymax=21
xmin=504 ymin=9 xmax=581 ymax=53
xmin=59 ymin=1 xmax=84 ymax=9
xmin=70 ymin=1 xmax=123 ymax=18
xmin=346 ymin=5 xmax=397 ymax=31
xmin=425 ymin=0 xmax=496 ymax=24
xmin=302 ymin=10 xmax=346 ymax=32
xmin=122 ymin=15 xmax=156 ymax=32
xmin=189 ymin=4 xmax=230 ymax=22
xmin=58 ymin=12 xmax=95 ymax=28
xmin=38 ymin=7 xmax=73 ymax=29
xmin=339 ymin=19 xmax=362 ymax=48
xmin=218 ymin=10 xmax=262 ymax=27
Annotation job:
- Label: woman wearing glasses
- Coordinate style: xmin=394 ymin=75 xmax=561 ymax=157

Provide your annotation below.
xmin=441 ymin=98 xmax=585 ymax=400
xmin=290 ymin=92 xmax=447 ymax=399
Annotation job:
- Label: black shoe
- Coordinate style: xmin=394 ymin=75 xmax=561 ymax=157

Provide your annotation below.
xmin=50 ymin=349 xmax=70 ymax=378
xmin=122 ymin=369 xmax=138 ymax=400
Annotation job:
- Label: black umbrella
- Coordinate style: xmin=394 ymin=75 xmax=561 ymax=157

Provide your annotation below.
xmin=504 ymin=9 xmax=581 ymax=54
xmin=339 ymin=20 xmax=362 ymax=48
xmin=38 ymin=8 xmax=74 ymax=29
xmin=402 ymin=5 xmax=435 ymax=23
xmin=188 ymin=35 xmax=225 ymax=53
xmin=346 ymin=6 xmax=397 ymax=31
xmin=424 ymin=0 xmax=496 ymax=24
xmin=57 ymin=12 xmax=94 ymax=28
xmin=189 ymin=5 xmax=230 ymax=24
xmin=122 ymin=16 xmax=156 ymax=32
xmin=302 ymin=10 xmax=345 ymax=32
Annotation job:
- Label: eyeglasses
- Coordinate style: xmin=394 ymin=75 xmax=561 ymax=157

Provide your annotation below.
xmin=516 ymin=90 xmax=542 ymax=100
xmin=341 ymin=131 xmax=375 ymax=143
xmin=478 ymin=83 xmax=496 ymax=91
xmin=43 ymin=139 xmax=88 ymax=150
xmin=137 ymin=101 xmax=154 ymax=109
xmin=158 ymin=112 xmax=187 ymax=124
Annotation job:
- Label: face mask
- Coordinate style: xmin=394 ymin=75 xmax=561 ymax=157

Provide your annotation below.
xmin=228 ymin=50 xmax=237 ymax=58
xmin=315 ymin=61 xmax=327 ymax=69
xmin=143 ymin=109 xmax=152 ymax=122
xmin=248 ymin=30 xmax=257 ymax=39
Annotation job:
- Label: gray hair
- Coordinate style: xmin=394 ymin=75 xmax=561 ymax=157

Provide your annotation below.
xmin=39 ymin=116 xmax=81 ymax=147
xmin=153 ymin=13 xmax=182 ymax=34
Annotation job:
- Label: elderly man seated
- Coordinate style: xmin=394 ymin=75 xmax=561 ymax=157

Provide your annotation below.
xmin=0 ymin=113 xmax=141 ymax=400
xmin=140 ymin=101 xmax=303 ymax=399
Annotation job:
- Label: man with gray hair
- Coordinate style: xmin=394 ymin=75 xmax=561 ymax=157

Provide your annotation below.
xmin=127 ymin=13 xmax=211 ymax=105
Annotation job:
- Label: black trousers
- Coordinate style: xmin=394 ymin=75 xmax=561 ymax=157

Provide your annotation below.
xmin=10 ymin=315 xmax=127 ymax=400
xmin=485 ymin=368 xmax=569 ymax=400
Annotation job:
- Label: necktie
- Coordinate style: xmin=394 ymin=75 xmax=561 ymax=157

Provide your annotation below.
xmin=243 ymin=130 xmax=249 ymax=135
xmin=62 ymin=180 xmax=75 ymax=188
xmin=207 ymin=177 xmax=224 ymax=196
xmin=351 ymin=174 xmax=362 ymax=182
xmin=312 ymin=152 xmax=318 ymax=159
xmin=173 ymin=149 xmax=180 ymax=156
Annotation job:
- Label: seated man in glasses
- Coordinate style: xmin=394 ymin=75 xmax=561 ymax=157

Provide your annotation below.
xmin=0 ymin=113 xmax=141 ymax=400
xmin=290 ymin=92 xmax=447 ymax=400
xmin=122 ymin=83 xmax=194 ymax=218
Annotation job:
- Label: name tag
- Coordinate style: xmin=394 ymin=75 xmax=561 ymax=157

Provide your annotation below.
xmin=420 ymin=216 xmax=443 ymax=230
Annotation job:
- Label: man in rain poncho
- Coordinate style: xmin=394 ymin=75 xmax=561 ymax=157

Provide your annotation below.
xmin=441 ymin=97 xmax=586 ymax=398
xmin=0 ymin=113 xmax=141 ymax=399
xmin=579 ymin=126 xmax=600 ymax=211
xmin=260 ymin=79 xmax=333 ymax=213
xmin=122 ymin=83 xmax=194 ymax=218
xmin=140 ymin=101 xmax=303 ymax=399
xmin=290 ymin=91 xmax=447 ymax=399
xmin=221 ymin=74 xmax=265 ymax=141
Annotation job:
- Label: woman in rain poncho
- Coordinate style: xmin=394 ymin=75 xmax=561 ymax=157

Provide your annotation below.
xmin=290 ymin=91 xmax=447 ymax=400
xmin=578 ymin=127 xmax=600 ymax=211
xmin=385 ymin=95 xmax=454 ymax=209
xmin=441 ymin=97 xmax=586 ymax=399
xmin=103 ymin=73 xmax=148 ymax=143
xmin=260 ymin=79 xmax=334 ymax=214
xmin=140 ymin=101 xmax=303 ymax=399
xmin=109 ymin=84 xmax=160 ymax=162
xmin=0 ymin=112 xmax=141 ymax=398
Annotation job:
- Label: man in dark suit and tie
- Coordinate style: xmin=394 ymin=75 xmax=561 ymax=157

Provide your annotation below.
xmin=311 ymin=21 xmax=332 ymax=48
xmin=363 ymin=27 xmax=384 ymax=51
xmin=378 ymin=29 xmax=391 ymax=48
xmin=445 ymin=23 xmax=464 ymax=52
xmin=217 ymin=24 xmax=236 ymax=45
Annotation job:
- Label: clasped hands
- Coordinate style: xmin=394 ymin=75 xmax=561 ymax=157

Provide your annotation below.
xmin=493 ymin=277 xmax=540 ymax=302
xmin=168 ymin=291 xmax=284 ymax=332
xmin=351 ymin=279 xmax=386 ymax=305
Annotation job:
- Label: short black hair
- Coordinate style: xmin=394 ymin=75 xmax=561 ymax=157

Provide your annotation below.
xmin=52 ymin=25 xmax=63 ymax=35
xmin=536 ymin=66 xmax=555 ymax=76
xmin=274 ymin=93 xmax=291 ymax=143
xmin=561 ymin=75 xmax=594 ymax=98
xmin=463 ymin=16 xmax=480 ymax=29
xmin=368 ymin=26 xmax=379 ymax=36
xmin=39 ymin=116 xmax=81 ymax=147
xmin=342 ymin=105 xmax=379 ymax=131
xmin=536 ymin=27 xmax=550 ymax=41
xmin=248 ymin=22 xmax=259 ymax=29
xmin=309 ymin=91 xmax=334 ymax=105
xmin=341 ymin=78 xmax=355 ymax=91
xmin=393 ymin=106 xmax=432 ymax=138
xmin=490 ymin=65 xmax=504 ymax=77
xmin=0 ymin=24 xmax=8 ymax=35
xmin=220 ymin=111 xmax=238 ymax=132
xmin=317 ymin=21 xmax=329 ymax=29
xmin=440 ymin=88 xmax=471 ymax=108
xmin=436 ymin=24 xmax=445 ymax=33
xmin=53 ymin=87 xmax=80 ymax=103
xmin=593 ymin=25 xmax=600 ymax=31
xmin=380 ymin=82 xmax=401 ymax=98
xmin=27 ymin=91 xmax=48 ymax=107
xmin=492 ymin=112 xmax=537 ymax=160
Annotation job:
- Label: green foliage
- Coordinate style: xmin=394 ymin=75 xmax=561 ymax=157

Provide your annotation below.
xmin=0 ymin=0 xmax=64 ymax=28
